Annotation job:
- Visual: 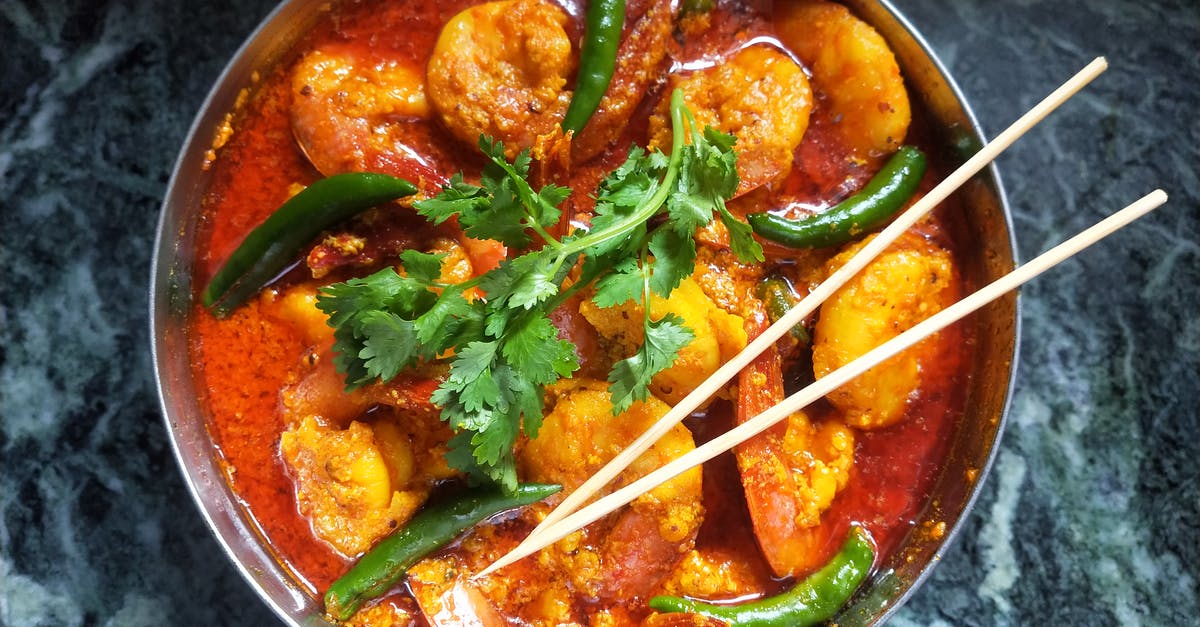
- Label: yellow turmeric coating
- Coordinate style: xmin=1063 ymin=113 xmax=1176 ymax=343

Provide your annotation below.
xmin=658 ymin=550 xmax=764 ymax=600
xmin=779 ymin=411 xmax=855 ymax=526
xmin=343 ymin=600 xmax=413 ymax=627
xmin=812 ymin=233 xmax=956 ymax=429
xmin=776 ymin=0 xmax=911 ymax=159
xmin=519 ymin=378 xmax=704 ymax=603
xmin=279 ymin=417 xmax=427 ymax=556
xmin=290 ymin=48 xmax=429 ymax=175
xmin=426 ymin=0 xmax=574 ymax=158
xmin=648 ymin=45 xmax=812 ymax=195
xmin=580 ymin=277 xmax=747 ymax=406
xmin=425 ymin=236 xmax=475 ymax=287
xmin=268 ymin=282 xmax=333 ymax=346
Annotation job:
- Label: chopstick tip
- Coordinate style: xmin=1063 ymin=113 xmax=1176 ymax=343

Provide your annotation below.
xmin=473 ymin=555 xmax=509 ymax=580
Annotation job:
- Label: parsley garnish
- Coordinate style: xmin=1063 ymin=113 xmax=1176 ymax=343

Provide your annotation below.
xmin=316 ymin=90 xmax=763 ymax=493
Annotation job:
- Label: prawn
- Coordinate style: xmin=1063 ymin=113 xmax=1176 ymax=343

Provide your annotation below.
xmin=776 ymin=0 xmax=911 ymax=159
xmin=405 ymin=379 xmax=705 ymax=624
xmin=519 ymin=379 xmax=705 ymax=605
xmin=811 ymin=232 xmax=958 ymax=429
xmin=580 ymin=277 xmax=747 ymax=407
xmin=276 ymin=360 xmax=454 ymax=556
xmin=289 ymin=46 xmax=455 ymax=187
xmin=279 ymin=415 xmax=432 ymax=557
xmin=571 ymin=0 xmax=676 ymax=163
xmin=426 ymin=0 xmax=575 ymax=160
xmin=734 ymin=307 xmax=855 ymax=579
xmin=648 ymin=45 xmax=813 ymax=196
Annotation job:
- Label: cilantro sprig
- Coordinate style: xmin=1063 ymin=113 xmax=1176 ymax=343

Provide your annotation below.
xmin=317 ymin=90 xmax=763 ymax=493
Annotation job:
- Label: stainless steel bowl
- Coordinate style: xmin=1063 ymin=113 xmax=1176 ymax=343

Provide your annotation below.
xmin=150 ymin=1 xmax=1018 ymax=624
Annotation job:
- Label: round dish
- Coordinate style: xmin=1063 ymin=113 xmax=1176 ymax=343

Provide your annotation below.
xmin=151 ymin=0 xmax=1017 ymax=624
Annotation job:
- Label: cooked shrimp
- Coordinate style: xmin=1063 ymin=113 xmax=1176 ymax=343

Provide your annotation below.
xmin=342 ymin=599 xmax=415 ymax=627
xmin=268 ymin=281 xmax=449 ymax=429
xmin=776 ymin=0 xmax=911 ymax=159
xmin=408 ymin=555 xmax=509 ymax=627
xmin=811 ymin=232 xmax=957 ymax=429
xmin=278 ymin=371 xmax=456 ymax=556
xmin=518 ymin=378 xmax=705 ymax=604
xmin=580 ymin=276 xmax=747 ymax=406
xmin=648 ymin=45 xmax=812 ymax=196
xmin=408 ymin=525 xmax=547 ymax=626
xmin=734 ymin=310 xmax=855 ymax=578
xmin=404 ymin=379 xmax=704 ymax=623
xmin=426 ymin=0 xmax=575 ymax=159
xmin=290 ymin=47 xmax=452 ymax=185
xmin=572 ymin=0 xmax=675 ymax=162
xmin=656 ymin=549 xmax=766 ymax=600
xmin=279 ymin=416 xmax=429 ymax=556
xmin=267 ymin=282 xmax=334 ymax=346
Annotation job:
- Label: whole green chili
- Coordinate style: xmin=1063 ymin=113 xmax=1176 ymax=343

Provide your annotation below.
xmin=648 ymin=526 xmax=874 ymax=626
xmin=756 ymin=275 xmax=810 ymax=345
xmin=324 ymin=483 xmax=561 ymax=621
xmin=748 ymin=146 xmax=927 ymax=248
xmin=202 ymin=172 xmax=417 ymax=317
xmin=561 ymin=0 xmax=625 ymax=134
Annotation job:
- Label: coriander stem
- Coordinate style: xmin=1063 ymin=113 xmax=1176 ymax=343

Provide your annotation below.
xmin=543 ymin=266 xmax=594 ymax=312
xmin=556 ymin=89 xmax=689 ymax=259
xmin=526 ymin=216 xmax=562 ymax=250
xmin=487 ymin=150 xmax=563 ymax=249
xmin=682 ymin=105 xmax=702 ymax=146
xmin=639 ymin=244 xmax=652 ymax=327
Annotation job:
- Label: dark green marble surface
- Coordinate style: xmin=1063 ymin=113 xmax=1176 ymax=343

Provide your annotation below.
xmin=2 ymin=0 xmax=1196 ymax=625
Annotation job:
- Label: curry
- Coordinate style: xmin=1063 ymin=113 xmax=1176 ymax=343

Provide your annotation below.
xmin=190 ymin=0 xmax=974 ymax=623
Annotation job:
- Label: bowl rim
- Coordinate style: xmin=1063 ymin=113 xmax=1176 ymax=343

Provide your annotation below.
xmin=149 ymin=0 xmax=1020 ymax=624
xmin=846 ymin=1 xmax=1020 ymax=621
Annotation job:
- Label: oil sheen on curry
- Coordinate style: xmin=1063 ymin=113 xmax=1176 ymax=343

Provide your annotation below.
xmin=190 ymin=0 xmax=974 ymax=624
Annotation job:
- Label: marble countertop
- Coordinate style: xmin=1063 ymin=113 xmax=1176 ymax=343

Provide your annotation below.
xmin=2 ymin=0 xmax=1196 ymax=625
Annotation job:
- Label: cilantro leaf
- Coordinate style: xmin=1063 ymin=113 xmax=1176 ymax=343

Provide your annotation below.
xmin=316 ymin=268 xmax=426 ymax=327
xmin=319 ymin=93 xmax=762 ymax=494
xmin=398 ymin=249 xmax=445 ymax=284
xmin=501 ymin=313 xmax=578 ymax=385
xmin=607 ymin=313 xmax=694 ymax=414
xmin=648 ymin=228 xmax=696 ymax=298
xmin=462 ymin=184 xmax=533 ymax=248
xmin=413 ymin=174 xmax=485 ymax=225
xmin=444 ymin=340 xmax=499 ymax=391
xmin=592 ymin=257 xmax=643 ymax=308
xmin=479 ymin=253 xmax=560 ymax=311
xmin=330 ymin=324 xmax=372 ymax=388
xmin=357 ymin=311 xmax=420 ymax=381
xmin=412 ymin=285 xmax=477 ymax=348
xmin=718 ymin=202 xmax=765 ymax=263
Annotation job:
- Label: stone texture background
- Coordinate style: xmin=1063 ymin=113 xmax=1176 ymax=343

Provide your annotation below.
xmin=2 ymin=0 xmax=1196 ymax=624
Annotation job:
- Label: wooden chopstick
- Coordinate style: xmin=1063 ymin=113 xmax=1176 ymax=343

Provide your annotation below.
xmin=477 ymin=188 xmax=1168 ymax=577
xmin=495 ymin=56 xmax=1110 ymax=567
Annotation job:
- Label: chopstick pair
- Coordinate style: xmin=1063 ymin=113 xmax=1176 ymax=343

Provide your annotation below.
xmin=477 ymin=57 xmax=1157 ymax=578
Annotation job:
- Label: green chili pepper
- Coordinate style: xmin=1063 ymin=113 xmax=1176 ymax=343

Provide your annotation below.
xmin=648 ymin=526 xmax=874 ymax=626
xmin=748 ymin=146 xmax=927 ymax=248
xmin=756 ymin=276 xmax=810 ymax=345
xmin=323 ymin=483 xmax=560 ymax=621
xmin=561 ymin=0 xmax=625 ymax=134
xmin=680 ymin=0 xmax=714 ymax=17
xmin=202 ymin=172 xmax=417 ymax=317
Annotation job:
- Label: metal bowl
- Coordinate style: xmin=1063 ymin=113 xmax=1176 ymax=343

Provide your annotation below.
xmin=150 ymin=0 xmax=1018 ymax=624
